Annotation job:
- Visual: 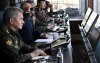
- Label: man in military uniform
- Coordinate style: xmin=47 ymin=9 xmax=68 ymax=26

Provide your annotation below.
xmin=0 ymin=7 xmax=46 ymax=63
xmin=35 ymin=0 xmax=51 ymax=23
xmin=45 ymin=1 xmax=53 ymax=17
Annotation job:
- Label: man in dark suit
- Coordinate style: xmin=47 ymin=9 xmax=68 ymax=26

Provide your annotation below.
xmin=19 ymin=12 xmax=41 ymax=46
xmin=19 ymin=2 xmax=49 ymax=46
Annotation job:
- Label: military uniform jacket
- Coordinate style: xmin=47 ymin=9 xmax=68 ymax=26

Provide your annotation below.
xmin=35 ymin=18 xmax=51 ymax=32
xmin=0 ymin=26 xmax=35 ymax=63
xmin=35 ymin=7 xmax=50 ymax=23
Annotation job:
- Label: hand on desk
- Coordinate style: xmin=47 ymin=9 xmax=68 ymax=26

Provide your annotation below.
xmin=56 ymin=27 xmax=67 ymax=33
xmin=47 ymin=23 xmax=54 ymax=30
xmin=40 ymin=33 xmax=48 ymax=39
xmin=30 ymin=49 xmax=47 ymax=58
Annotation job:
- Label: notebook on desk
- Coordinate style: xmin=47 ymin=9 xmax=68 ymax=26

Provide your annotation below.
xmin=50 ymin=35 xmax=70 ymax=48
xmin=35 ymin=32 xmax=54 ymax=43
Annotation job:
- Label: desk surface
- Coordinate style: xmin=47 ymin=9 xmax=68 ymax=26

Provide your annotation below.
xmin=34 ymin=30 xmax=72 ymax=63
xmin=35 ymin=32 xmax=59 ymax=43
xmin=69 ymin=14 xmax=84 ymax=20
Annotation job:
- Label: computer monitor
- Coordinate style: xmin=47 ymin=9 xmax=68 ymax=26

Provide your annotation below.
xmin=81 ymin=7 xmax=92 ymax=27
xmin=84 ymin=11 xmax=98 ymax=36
xmin=88 ymin=28 xmax=100 ymax=49
xmin=94 ymin=38 xmax=100 ymax=63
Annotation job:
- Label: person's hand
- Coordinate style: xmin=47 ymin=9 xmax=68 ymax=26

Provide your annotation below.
xmin=30 ymin=49 xmax=46 ymax=58
xmin=40 ymin=33 xmax=48 ymax=39
xmin=55 ymin=18 xmax=63 ymax=24
xmin=47 ymin=23 xmax=54 ymax=30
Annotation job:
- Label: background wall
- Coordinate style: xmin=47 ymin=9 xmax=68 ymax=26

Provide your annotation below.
xmin=93 ymin=0 xmax=100 ymax=15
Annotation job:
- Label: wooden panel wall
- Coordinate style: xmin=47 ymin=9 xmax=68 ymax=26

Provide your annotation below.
xmin=87 ymin=0 xmax=93 ymax=9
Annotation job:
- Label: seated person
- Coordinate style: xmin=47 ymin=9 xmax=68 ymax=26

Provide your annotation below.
xmin=22 ymin=1 xmax=53 ymax=32
xmin=45 ymin=0 xmax=53 ymax=17
xmin=35 ymin=0 xmax=51 ymax=23
xmin=19 ymin=2 xmax=49 ymax=46
xmin=35 ymin=0 xmax=63 ymax=28
xmin=0 ymin=7 xmax=46 ymax=63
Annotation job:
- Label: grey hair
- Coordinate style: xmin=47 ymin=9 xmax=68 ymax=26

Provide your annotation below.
xmin=3 ymin=7 xmax=23 ymax=25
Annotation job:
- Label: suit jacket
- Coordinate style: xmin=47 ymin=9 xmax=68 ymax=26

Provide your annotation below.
xmin=19 ymin=12 xmax=41 ymax=46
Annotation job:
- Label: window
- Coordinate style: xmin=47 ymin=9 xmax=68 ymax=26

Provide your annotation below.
xmin=18 ymin=0 xmax=27 ymax=2
xmin=47 ymin=0 xmax=79 ymax=11
xmin=34 ymin=0 xmax=85 ymax=15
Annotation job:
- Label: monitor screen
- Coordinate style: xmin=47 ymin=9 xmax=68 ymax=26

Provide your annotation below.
xmin=81 ymin=8 xmax=92 ymax=26
xmin=95 ymin=16 xmax=100 ymax=28
xmin=84 ymin=11 xmax=97 ymax=34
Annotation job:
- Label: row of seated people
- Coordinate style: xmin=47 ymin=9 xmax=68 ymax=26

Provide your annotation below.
xmin=0 ymin=7 xmax=48 ymax=63
xmin=19 ymin=0 xmax=65 ymax=46
xmin=0 ymin=0 xmax=54 ymax=46
xmin=19 ymin=0 xmax=54 ymax=46
xmin=79 ymin=7 xmax=100 ymax=63
xmin=0 ymin=0 xmax=67 ymax=63
xmin=0 ymin=0 xmax=57 ymax=63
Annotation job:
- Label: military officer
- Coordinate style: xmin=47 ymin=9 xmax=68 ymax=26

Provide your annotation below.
xmin=0 ymin=7 xmax=46 ymax=63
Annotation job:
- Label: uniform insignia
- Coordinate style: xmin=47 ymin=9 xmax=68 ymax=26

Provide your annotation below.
xmin=14 ymin=45 xmax=18 ymax=48
xmin=6 ymin=30 xmax=9 ymax=33
xmin=14 ymin=41 xmax=19 ymax=48
xmin=5 ymin=28 xmax=9 ymax=33
xmin=6 ymin=40 xmax=12 ymax=46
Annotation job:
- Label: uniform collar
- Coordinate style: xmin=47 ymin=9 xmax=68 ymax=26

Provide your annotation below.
xmin=35 ymin=7 xmax=43 ymax=11
xmin=3 ymin=26 xmax=19 ymax=35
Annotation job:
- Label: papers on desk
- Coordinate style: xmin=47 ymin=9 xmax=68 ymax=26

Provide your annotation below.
xmin=35 ymin=32 xmax=60 ymax=43
xmin=53 ymin=26 xmax=60 ymax=31
xmin=35 ymin=32 xmax=70 ymax=47
xmin=53 ymin=26 xmax=68 ymax=32
xmin=35 ymin=39 xmax=53 ymax=43
xmin=32 ymin=55 xmax=49 ymax=60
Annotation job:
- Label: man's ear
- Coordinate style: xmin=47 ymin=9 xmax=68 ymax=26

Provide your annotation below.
xmin=9 ymin=18 xmax=14 ymax=24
